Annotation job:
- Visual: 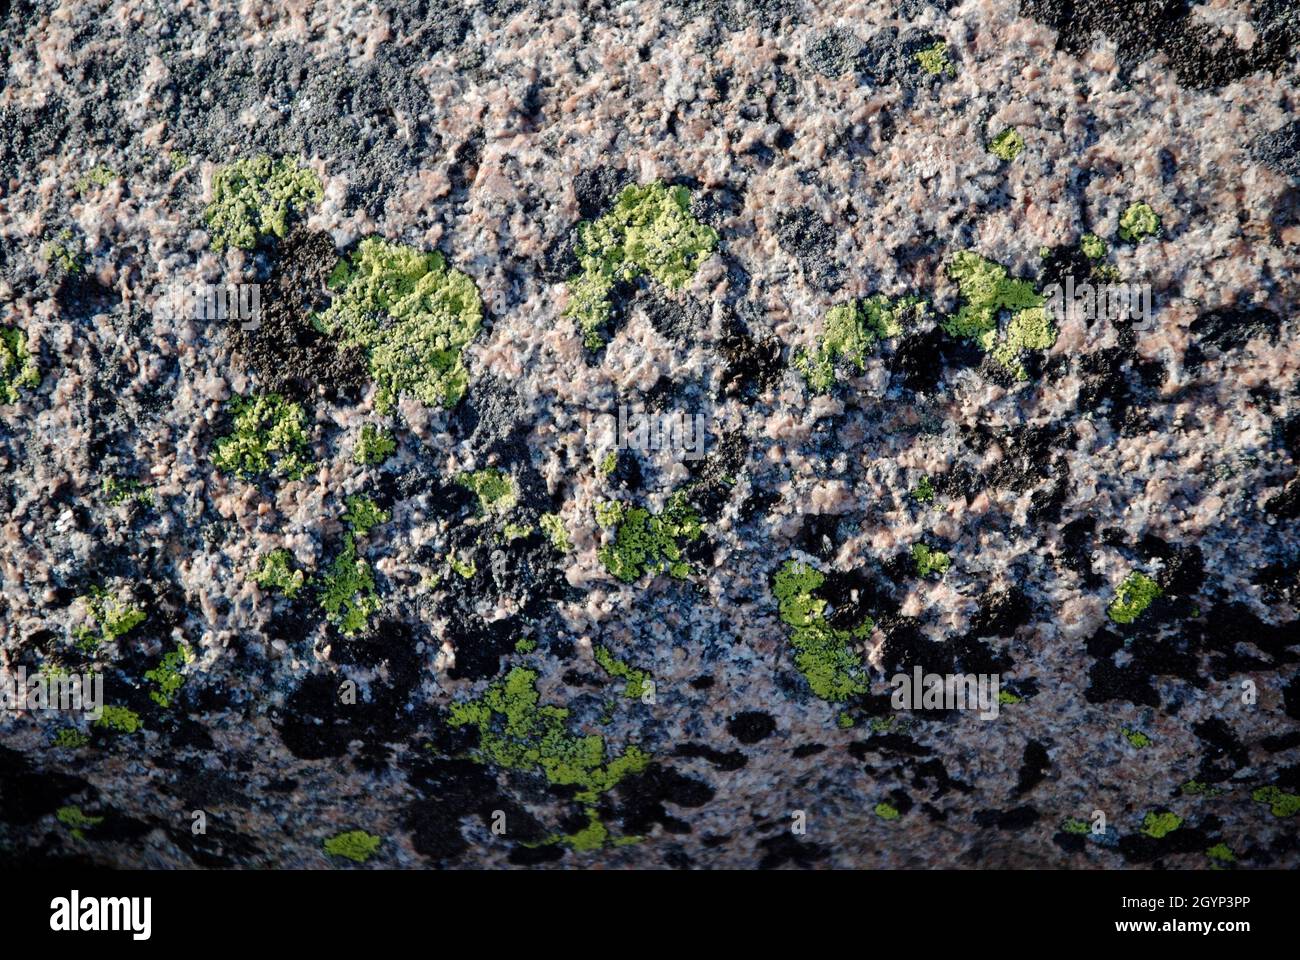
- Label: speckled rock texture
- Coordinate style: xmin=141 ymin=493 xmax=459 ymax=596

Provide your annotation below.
xmin=1 ymin=0 xmax=1298 ymax=869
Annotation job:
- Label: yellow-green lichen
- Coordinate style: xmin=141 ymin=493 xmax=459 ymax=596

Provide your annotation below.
xmin=316 ymin=237 xmax=483 ymax=412
xmin=52 ymin=727 xmax=89 ymax=749
xmin=448 ymin=552 xmax=477 ymax=579
xmin=101 ymin=476 xmax=153 ymax=508
xmin=144 ymin=645 xmax=193 ymax=709
xmin=41 ymin=230 xmax=83 ymax=274
xmin=540 ymin=512 xmax=571 ymax=553
xmin=1205 ymin=843 xmax=1235 ymax=863
xmin=596 ymin=492 xmax=702 ymax=583
xmin=318 ymin=534 xmax=380 ymax=636
xmin=1140 ymin=811 xmax=1182 ymax=839
xmin=204 ymin=155 xmax=323 ymax=251
xmin=564 ymin=181 xmax=718 ymax=350
xmin=772 ymin=559 xmax=873 ymax=703
xmin=1107 ymin=571 xmax=1162 ymax=624
xmin=1081 ymin=233 xmax=1108 ymax=261
xmin=915 ymin=41 xmax=953 ymax=76
xmin=1251 ymin=786 xmax=1300 ymax=818
xmin=1118 ymin=202 xmax=1160 ymax=243
xmin=448 ymin=666 xmax=649 ymax=847
xmin=942 ymin=251 xmax=1055 ymax=381
xmin=75 ymin=165 xmax=116 ymax=194
xmin=456 ymin=468 xmax=517 ymax=516
xmin=323 ymin=830 xmax=382 ymax=863
xmin=56 ymin=805 xmax=103 ymax=841
xmin=796 ymin=295 xmax=927 ymax=392
xmin=912 ymin=542 xmax=951 ymax=577
xmin=95 ymin=705 xmax=141 ymax=734
xmin=988 ymin=127 xmax=1024 ymax=161
xmin=599 ymin=450 xmax=619 ymax=476
xmin=76 ymin=586 xmax=146 ymax=652
xmin=1121 ymin=727 xmax=1152 ymax=749
xmin=593 ymin=644 xmax=652 ymax=699
xmin=343 ymin=494 xmax=389 ymax=537
xmin=354 ymin=424 xmax=396 ymax=466
xmin=1181 ymin=780 xmax=1223 ymax=797
xmin=911 ymin=475 xmax=935 ymax=504
xmin=874 ymin=802 xmax=901 ymax=820
xmin=212 ymin=393 xmax=313 ymax=481
xmin=1061 ymin=817 xmax=1091 ymax=835
xmin=1 ymin=325 xmax=41 ymax=404
xmin=252 ymin=548 xmax=306 ymax=599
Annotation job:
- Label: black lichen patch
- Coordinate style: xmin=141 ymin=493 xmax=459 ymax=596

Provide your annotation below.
xmin=1020 ymin=0 xmax=1299 ymax=91
xmin=1253 ymin=120 xmax=1300 ymax=180
xmin=1015 ymin=740 xmax=1051 ymax=795
xmin=614 ymin=763 xmax=715 ymax=836
xmin=718 ymin=309 xmax=783 ymax=400
xmin=0 ymin=745 xmax=91 ymax=825
xmin=774 ymin=207 xmax=843 ymax=291
xmin=806 ymin=28 xmax=860 ymax=77
xmin=1264 ymin=479 xmax=1300 ymax=520
xmin=856 ymin=27 xmax=946 ymax=88
xmin=230 ymin=225 xmax=369 ymax=402
xmin=1189 ymin=305 xmax=1282 ymax=354
xmin=727 ymin=710 xmax=777 ymax=744
xmin=756 ymin=831 xmax=831 ymax=869
xmin=675 ymin=743 xmax=748 ymax=771
xmin=970 ymin=587 xmax=1032 ymax=638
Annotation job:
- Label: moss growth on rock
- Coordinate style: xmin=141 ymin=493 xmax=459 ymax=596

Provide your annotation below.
xmin=772 ymin=559 xmax=872 ymax=703
xmin=213 ymin=393 xmax=313 ymax=481
xmin=205 ymin=155 xmax=323 ymax=251
xmin=1107 ymin=571 xmax=1162 ymax=624
xmin=565 ymin=181 xmax=718 ymax=349
xmin=316 ymin=237 xmax=482 ymax=412
xmin=596 ymin=492 xmax=702 ymax=583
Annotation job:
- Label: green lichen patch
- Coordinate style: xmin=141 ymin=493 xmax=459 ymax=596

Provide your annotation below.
xmin=212 ymin=393 xmax=313 ymax=481
xmin=915 ymin=41 xmax=953 ymax=76
xmin=52 ymin=727 xmax=89 ymax=749
xmin=540 ymin=513 xmax=571 ymax=553
xmin=1107 ymin=571 xmax=1162 ymax=624
xmin=1 ymin=325 xmax=41 ymax=404
xmin=456 ymin=469 xmax=518 ymax=516
xmin=144 ymin=645 xmax=193 ymax=708
xmin=41 ymin=230 xmax=83 ymax=274
xmin=57 ymin=805 xmax=103 ymax=841
xmin=1181 ymin=780 xmax=1223 ymax=797
xmin=912 ymin=542 xmax=951 ymax=578
xmin=252 ymin=548 xmax=306 ymax=598
xmin=1140 ymin=811 xmax=1182 ymax=839
xmin=988 ymin=127 xmax=1025 ymax=161
xmin=315 ymin=236 xmax=483 ymax=412
xmin=1205 ymin=843 xmax=1235 ymax=863
xmin=343 ymin=494 xmax=390 ymax=537
xmin=323 ymin=830 xmax=382 ymax=863
xmin=942 ymin=251 xmax=1055 ymax=381
xmin=796 ymin=295 xmax=928 ymax=392
xmin=595 ymin=492 xmax=702 ymax=583
xmin=1118 ymin=202 xmax=1160 ymax=243
xmin=564 ymin=181 xmax=718 ymax=349
xmin=353 ymin=424 xmax=396 ymax=466
xmin=1061 ymin=817 xmax=1091 ymax=835
xmin=911 ymin=475 xmax=935 ymax=504
xmin=101 ymin=476 xmax=153 ymax=507
xmin=1081 ymin=233 xmax=1108 ymax=261
xmin=448 ymin=666 xmax=650 ymax=828
xmin=95 ymin=705 xmax=141 ymax=734
xmin=593 ymin=644 xmax=652 ymax=699
xmin=772 ymin=559 xmax=872 ymax=703
xmin=75 ymin=165 xmax=116 ymax=194
xmin=599 ymin=450 xmax=619 ymax=476
xmin=75 ymin=586 xmax=146 ymax=652
xmin=167 ymin=150 xmax=190 ymax=171
xmin=1252 ymin=786 xmax=1300 ymax=818
xmin=318 ymin=534 xmax=380 ymax=636
xmin=1121 ymin=727 xmax=1152 ymax=748
xmin=204 ymin=155 xmax=323 ymax=251
xmin=448 ymin=552 xmax=477 ymax=579
xmin=874 ymin=802 xmax=901 ymax=820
